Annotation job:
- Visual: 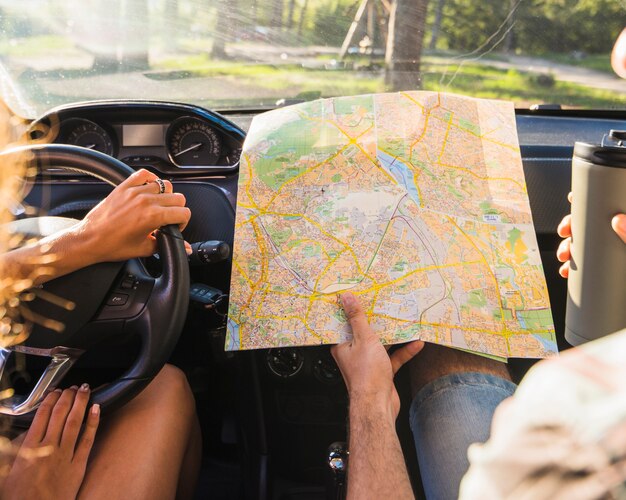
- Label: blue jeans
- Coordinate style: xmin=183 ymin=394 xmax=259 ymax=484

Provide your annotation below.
xmin=409 ymin=372 xmax=516 ymax=500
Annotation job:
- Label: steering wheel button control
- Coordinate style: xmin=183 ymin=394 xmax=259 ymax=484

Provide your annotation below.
xmin=189 ymin=240 xmax=231 ymax=265
xmin=121 ymin=276 xmax=136 ymax=289
xmin=107 ymin=293 xmax=129 ymax=306
xmin=119 ymin=273 xmax=139 ymax=290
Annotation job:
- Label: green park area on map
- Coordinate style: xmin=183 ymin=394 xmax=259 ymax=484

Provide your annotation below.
xmin=226 ymin=91 xmax=557 ymax=360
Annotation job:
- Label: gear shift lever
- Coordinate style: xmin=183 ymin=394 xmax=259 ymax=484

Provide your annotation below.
xmin=326 ymin=441 xmax=348 ymax=500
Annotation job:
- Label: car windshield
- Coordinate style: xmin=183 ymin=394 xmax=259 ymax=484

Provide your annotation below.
xmin=0 ymin=0 xmax=624 ymax=118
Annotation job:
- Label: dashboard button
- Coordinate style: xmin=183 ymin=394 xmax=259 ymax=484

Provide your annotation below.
xmin=107 ymin=293 xmax=129 ymax=306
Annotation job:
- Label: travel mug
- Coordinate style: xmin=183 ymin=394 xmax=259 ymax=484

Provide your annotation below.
xmin=565 ymin=130 xmax=626 ymax=345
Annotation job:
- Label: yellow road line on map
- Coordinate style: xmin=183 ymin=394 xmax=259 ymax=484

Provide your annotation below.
xmin=437 ymin=111 xmax=454 ymax=162
xmin=294 ymin=109 xmax=375 ymax=151
xmin=430 ymin=113 xmax=519 ymax=152
xmin=377 ymin=138 xmax=524 ymax=195
xmin=260 ymin=210 xmax=365 ymax=275
xmin=233 ymin=259 xmax=254 ymax=288
xmin=298 ymin=109 xmax=375 ymax=142
xmin=437 ymin=161 xmax=526 ymax=191
xmin=297 ymin=108 xmax=397 ymax=186
xmin=268 ymin=289 xmax=338 ymax=304
xmin=408 ymin=116 xmax=430 ymax=157
xmin=364 ymin=215 xmax=396 ymax=273
xmin=254 ymin=314 xmax=322 ymax=340
xmin=400 ymin=92 xmax=443 ymax=157
xmin=250 ymin=220 xmax=269 ymax=285
xmin=357 ymin=260 xmax=482 ymax=295
xmin=239 ymin=205 xmax=367 ymax=320
xmin=352 ymin=123 xmax=375 ymax=140
xmin=234 ymin=212 xmax=258 ymax=229
xmin=443 ymin=215 xmax=507 ymax=330
xmin=369 ymin=313 xmax=551 ymax=341
xmin=305 ymin=250 xmax=345 ymax=323
xmin=367 ymin=289 xmax=380 ymax=314
xmin=253 ymin=286 xmax=269 ymax=318
xmin=275 ymin=238 xmax=331 ymax=260
xmin=369 ymin=314 xmax=503 ymax=335
xmin=413 ymin=171 xmax=424 ymax=207
xmin=312 ymin=251 xmax=344 ymax=294
xmin=399 ymin=92 xmax=425 ymax=110
xmin=236 ymin=220 xmax=269 ymax=321
xmin=242 ymin=153 xmax=260 ymax=209
xmin=263 ymin=143 xmax=352 ymax=211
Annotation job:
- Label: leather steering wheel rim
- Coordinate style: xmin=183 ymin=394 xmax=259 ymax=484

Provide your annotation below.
xmin=0 ymin=144 xmax=190 ymax=417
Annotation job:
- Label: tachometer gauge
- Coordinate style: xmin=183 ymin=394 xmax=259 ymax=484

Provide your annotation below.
xmin=166 ymin=117 xmax=221 ymax=167
xmin=65 ymin=119 xmax=115 ymax=156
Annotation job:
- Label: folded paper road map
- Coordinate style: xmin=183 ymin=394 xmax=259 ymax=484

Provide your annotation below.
xmin=226 ymin=91 xmax=557 ymax=360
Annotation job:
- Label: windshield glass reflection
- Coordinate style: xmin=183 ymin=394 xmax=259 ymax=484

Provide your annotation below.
xmin=0 ymin=0 xmax=624 ymax=117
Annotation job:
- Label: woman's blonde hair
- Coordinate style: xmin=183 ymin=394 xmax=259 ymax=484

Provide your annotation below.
xmin=0 ymin=102 xmax=32 ymax=347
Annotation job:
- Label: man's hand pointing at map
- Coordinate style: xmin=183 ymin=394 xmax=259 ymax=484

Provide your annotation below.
xmin=331 ymin=292 xmax=422 ymax=499
xmin=332 ymin=292 xmax=424 ymax=418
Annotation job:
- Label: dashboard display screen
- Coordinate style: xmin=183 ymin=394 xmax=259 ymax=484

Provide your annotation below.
xmin=122 ymin=124 xmax=165 ymax=146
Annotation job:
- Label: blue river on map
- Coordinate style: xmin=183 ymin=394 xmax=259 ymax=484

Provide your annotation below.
xmin=377 ymin=150 xmax=421 ymax=206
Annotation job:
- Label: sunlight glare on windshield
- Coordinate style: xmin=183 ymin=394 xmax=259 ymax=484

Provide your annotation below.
xmin=0 ymin=0 xmax=624 ymax=116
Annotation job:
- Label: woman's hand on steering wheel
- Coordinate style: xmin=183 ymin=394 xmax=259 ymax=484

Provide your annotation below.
xmin=0 ymin=144 xmax=191 ymax=417
xmin=78 ymin=169 xmax=191 ymax=263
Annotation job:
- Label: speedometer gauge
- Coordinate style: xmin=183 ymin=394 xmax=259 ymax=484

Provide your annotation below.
xmin=65 ymin=118 xmax=115 ymax=156
xmin=166 ymin=117 xmax=222 ymax=167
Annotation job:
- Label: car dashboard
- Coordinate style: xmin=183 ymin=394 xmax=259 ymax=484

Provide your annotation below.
xmin=19 ymin=100 xmax=626 ymax=499
xmin=29 ymin=101 xmax=244 ymax=174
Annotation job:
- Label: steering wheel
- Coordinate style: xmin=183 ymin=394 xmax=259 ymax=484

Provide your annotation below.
xmin=0 ymin=144 xmax=189 ymax=419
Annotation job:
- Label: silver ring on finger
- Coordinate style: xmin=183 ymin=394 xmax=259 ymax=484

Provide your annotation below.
xmin=155 ymin=178 xmax=166 ymax=194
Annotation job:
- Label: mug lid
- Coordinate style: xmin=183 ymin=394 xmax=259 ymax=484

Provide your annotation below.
xmin=574 ymin=133 xmax=626 ymax=169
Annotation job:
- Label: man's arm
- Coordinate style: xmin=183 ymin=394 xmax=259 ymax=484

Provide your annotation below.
xmin=332 ymin=293 xmax=423 ymax=500
xmin=0 ymin=169 xmax=190 ymax=287
xmin=348 ymin=394 xmax=413 ymax=500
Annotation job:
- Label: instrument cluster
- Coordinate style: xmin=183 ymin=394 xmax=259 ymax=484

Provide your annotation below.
xmin=28 ymin=101 xmax=245 ymax=174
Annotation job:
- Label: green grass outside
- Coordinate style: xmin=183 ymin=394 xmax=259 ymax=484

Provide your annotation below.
xmin=422 ymin=63 xmax=625 ymax=108
xmin=424 ymin=49 xmax=614 ymax=74
xmin=155 ymin=54 xmax=626 ymax=109
xmin=0 ymin=35 xmax=75 ymax=57
xmin=1 ymin=35 xmax=623 ymax=110
xmin=539 ymin=52 xmax=613 ymax=74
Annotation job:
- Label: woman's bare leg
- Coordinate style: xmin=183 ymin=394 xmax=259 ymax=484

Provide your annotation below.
xmin=176 ymin=412 xmax=202 ymax=499
xmin=78 ymin=364 xmax=201 ymax=500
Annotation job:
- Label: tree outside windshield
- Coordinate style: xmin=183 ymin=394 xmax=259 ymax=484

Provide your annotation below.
xmin=0 ymin=0 xmax=624 ymax=117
